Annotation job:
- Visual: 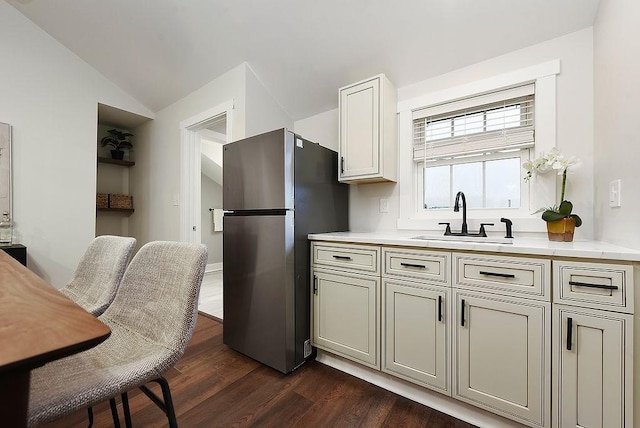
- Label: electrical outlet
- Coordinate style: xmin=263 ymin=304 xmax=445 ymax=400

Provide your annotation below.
xmin=379 ymin=198 xmax=389 ymax=213
xmin=609 ymin=179 xmax=621 ymax=207
xmin=303 ymin=339 xmax=312 ymax=358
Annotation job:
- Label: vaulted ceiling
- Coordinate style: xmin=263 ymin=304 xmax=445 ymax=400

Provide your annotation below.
xmin=7 ymin=0 xmax=600 ymax=120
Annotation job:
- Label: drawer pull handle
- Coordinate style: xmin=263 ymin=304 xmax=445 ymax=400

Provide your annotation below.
xmin=438 ymin=295 xmax=442 ymax=322
xmin=566 ymin=317 xmax=573 ymax=351
xmin=568 ymin=280 xmax=618 ymax=290
xmin=479 ymin=271 xmax=515 ymax=279
xmin=460 ymin=299 xmax=466 ymax=327
xmin=400 ymin=262 xmax=426 ymax=269
xmin=332 ymin=255 xmax=352 ymax=261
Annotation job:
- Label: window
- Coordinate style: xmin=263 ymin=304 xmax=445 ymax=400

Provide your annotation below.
xmin=423 ymin=152 xmax=524 ymax=210
xmin=413 ymin=84 xmax=534 ymax=212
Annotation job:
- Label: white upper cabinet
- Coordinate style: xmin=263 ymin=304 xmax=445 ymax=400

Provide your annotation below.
xmin=338 ymin=74 xmax=397 ymax=183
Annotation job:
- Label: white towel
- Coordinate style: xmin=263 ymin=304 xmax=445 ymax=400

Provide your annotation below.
xmin=212 ymin=208 xmax=223 ymax=232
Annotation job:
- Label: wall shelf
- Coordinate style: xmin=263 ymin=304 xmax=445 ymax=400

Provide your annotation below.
xmin=97 ymin=157 xmax=135 ymax=167
xmin=97 ymin=207 xmax=134 ymax=216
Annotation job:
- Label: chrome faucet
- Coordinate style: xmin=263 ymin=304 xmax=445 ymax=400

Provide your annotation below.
xmin=453 ymin=191 xmax=468 ymax=234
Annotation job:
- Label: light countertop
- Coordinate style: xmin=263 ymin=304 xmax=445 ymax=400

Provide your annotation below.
xmin=308 ymin=231 xmax=640 ymax=262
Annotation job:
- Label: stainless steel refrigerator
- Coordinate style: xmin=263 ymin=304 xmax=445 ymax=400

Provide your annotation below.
xmin=222 ymin=128 xmax=348 ymax=374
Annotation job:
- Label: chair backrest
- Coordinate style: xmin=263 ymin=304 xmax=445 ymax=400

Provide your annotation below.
xmin=100 ymin=241 xmax=208 ymax=369
xmin=60 ymin=235 xmax=136 ymax=316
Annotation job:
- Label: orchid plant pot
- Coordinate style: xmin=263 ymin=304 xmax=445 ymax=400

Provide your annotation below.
xmin=546 ymin=218 xmax=576 ymax=242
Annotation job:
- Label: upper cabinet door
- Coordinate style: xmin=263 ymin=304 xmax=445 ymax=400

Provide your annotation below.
xmin=338 ymin=74 xmax=397 ymax=184
xmin=340 ymin=78 xmax=380 ymax=179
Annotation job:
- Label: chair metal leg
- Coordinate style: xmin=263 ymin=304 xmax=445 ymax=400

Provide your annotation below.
xmin=157 ymin=377 xmax=178 ymax=428
xmin=139 ymin=376 xmax=178 ymax=428
xmin=109 ymin=398 xmax=121 ymax=428
xmin=121 ymin=392 xmax=132 ymax=428
xmin=87 ymin=406 xmax=94 ymax=428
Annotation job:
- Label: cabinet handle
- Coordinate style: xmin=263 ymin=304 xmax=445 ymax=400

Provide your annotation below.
xmin=566 ymin=317 xmax=573 ymax=351
xmin=313 ymin=276 xmax=318 ymax=295
xmin=568 ymin=280 xmax=618 ymax=290
xmin=460 ymin=299 xmax=465 ymax=327
xmin=332 ymin=255 xmax=352 ymax=261
xmin=438 ymin=295 xmax=442 ymax=322
xmin=479 ymin=271 xmax=516 ymax=279
xmin=340 ymin=157 xmax=345 ymax=174
xmin=400 ymin=262 xmax=426 ymax=269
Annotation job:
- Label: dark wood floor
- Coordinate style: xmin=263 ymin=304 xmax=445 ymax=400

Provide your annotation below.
xmin=43 ymin=314 xmax=475 ymax=428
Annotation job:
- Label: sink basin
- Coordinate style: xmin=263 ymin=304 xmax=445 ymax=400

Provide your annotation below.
xmin=412 ymin=235 xmax=514 ymax=244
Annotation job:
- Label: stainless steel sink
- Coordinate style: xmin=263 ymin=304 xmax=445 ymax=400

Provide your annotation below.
xmin=411 ymin=235 xmax=514 ymax=244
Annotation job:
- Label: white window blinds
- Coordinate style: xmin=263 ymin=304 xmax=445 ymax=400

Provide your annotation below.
xmin=412 ymin=84 xmax=534 ymax=161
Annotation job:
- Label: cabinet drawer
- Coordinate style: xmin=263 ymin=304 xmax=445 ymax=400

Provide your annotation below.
xmin=312 ymin=242 xmax=380 ymax=275
xmin=383 ymin=248 xmax=450 ymax=285
xmin=454 ymin=253 xmax=550 ymax=300
xmin=553 ymin=260 xmax=633 ymax=313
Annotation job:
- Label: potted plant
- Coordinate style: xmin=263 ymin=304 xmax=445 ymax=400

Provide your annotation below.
xmin=101 ymin=129 xmax=133 ymax=160
xmin=523 ymin=148 xmax=583 ymax=242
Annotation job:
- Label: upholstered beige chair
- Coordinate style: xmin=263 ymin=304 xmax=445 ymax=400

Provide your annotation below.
xmin=28 ymin=241 xmax=208 ymax=427
xmin=60 ymin=235 xmax=136 ymax=316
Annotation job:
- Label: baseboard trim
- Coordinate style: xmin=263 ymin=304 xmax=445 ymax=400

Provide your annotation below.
xmin=206 ymin=262 xmax=223 ymax=273
xmin=315 ymin=350 xmax=520 ymax=428
xmin=198 ymin=310 xmax=222 ymax=323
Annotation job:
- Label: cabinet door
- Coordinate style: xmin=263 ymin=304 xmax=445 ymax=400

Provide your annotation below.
xmin=383 ymin=280 xmax=449 ymax=394
xmin=339 ymin=77 xmax=380 ymax=180
xmin=312 ymin=270 xmax=380 ymax=369
xmin=553 ymin=305 xmax=632 ymax=428
xmin=453 ymin=290 xmax=550 ymax=428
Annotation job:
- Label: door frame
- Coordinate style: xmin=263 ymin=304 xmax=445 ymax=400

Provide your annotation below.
xmin=179 ymin=100 xmax=234 ymax=243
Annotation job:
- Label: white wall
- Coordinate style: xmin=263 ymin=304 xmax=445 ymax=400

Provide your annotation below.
xmin=0 ymin=1 xmax=153 ymax=286
xmin=245 ymin=65 xmax=294 ymax=136
xmin=294 ymin=109 xmax=339 ymax=151
xmin=129 ymin=64 xmax=246 ymax=246
xmin=295 ymin=28 xmax=595 ymax=237
xmin=201 ymin=174 xmax=222 ymax=264
xmin=129 ymin=62 xmax=293 ymax=247
xmin=593 ymin=0 xmax=640 ymax=250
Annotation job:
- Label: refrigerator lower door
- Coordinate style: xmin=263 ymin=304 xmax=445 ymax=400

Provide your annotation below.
xmin=223 ymin=211 xmax=295 ymax=373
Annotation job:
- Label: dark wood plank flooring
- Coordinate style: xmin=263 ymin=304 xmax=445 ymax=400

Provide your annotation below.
xmin=42 ymin=314 xmax=475 ymax=427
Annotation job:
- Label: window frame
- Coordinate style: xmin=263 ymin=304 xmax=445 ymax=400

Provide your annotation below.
xmin=397 ymin=60 xmax=561 ymax=233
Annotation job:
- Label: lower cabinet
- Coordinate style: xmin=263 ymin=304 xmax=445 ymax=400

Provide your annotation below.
xmin=312 ymin=269 xmax=380 ymax=369
xmin=553 ymin=304 xmax=633 ymax=428
xmin=452 ymin=290 xmax=551 ymax=428
xmin=382 ymin=279 xmax=449 ymax=394
xmin=311 ymin=241 xmax=636 ymax=428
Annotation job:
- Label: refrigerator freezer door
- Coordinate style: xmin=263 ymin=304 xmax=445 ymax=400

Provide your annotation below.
xmin=223 ymin=128 xmax=294 ymax=211
xmin=223 ymin=211 xmax=295 ymax=373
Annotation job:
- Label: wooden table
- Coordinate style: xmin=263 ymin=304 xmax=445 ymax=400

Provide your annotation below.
xmin=0 ymin=251 xmax=111 ymax=427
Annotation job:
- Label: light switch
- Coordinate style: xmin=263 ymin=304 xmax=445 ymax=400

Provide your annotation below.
xmin=609 ymin=179 xmax=621 ymax=207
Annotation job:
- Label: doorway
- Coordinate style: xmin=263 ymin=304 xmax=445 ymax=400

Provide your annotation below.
xmin=179 ymin=101 xmax=233 ymax=320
